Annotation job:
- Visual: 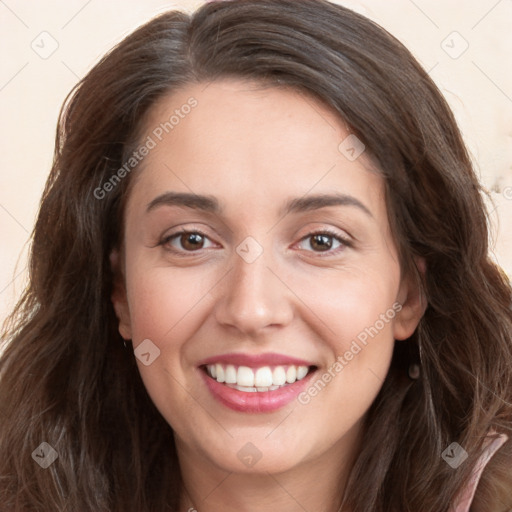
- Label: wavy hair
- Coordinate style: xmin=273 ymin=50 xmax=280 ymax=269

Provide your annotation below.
xmin=1 ymin=1 xmax=511 ymax=510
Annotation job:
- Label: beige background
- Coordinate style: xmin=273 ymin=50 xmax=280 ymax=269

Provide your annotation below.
xmin=1 ymin=0 xmax=511 ymax=324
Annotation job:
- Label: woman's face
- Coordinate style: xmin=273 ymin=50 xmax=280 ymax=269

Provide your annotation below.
xmin=112 ymin=79 xmax=424 ymax=476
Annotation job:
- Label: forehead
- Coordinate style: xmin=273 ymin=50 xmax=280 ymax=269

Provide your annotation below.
xmin=126 ymin=79 xmax=387 ymax=222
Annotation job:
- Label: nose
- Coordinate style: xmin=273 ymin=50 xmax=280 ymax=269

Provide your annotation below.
xmin=213 ymin=246 xmax=294 ymax=336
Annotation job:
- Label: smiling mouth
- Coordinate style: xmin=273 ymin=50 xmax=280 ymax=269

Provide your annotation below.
xmin=202 ymin=363 xmax=317 ymax=393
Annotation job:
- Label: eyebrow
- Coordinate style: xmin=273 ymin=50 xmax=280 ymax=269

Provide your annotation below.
xmin=280 ymin=193 xmax=373 ymax=218
xmin=146 ymin=191 xmax=372 ymax=218
xmin=146 ymin=192 xmax=220 ymax=213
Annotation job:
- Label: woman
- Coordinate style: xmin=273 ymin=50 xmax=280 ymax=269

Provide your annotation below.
xmin=1 ymin=0 xmax=511 ymax=510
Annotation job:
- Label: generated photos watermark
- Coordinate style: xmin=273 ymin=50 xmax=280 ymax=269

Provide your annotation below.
xmin=297 ymin=302 xmax=403 ymax=405
xmin=134 ymin=338 xmax=161 ymax=366
xmin=94 ymin=97 xmax=198 ymax=200
xmin=31 ymin=442 xmax=59 ymax=469
xmin=441 ymin=442 xmax=468 ymax=469
xmin=237 ymin=442 xmax=263 ymax=468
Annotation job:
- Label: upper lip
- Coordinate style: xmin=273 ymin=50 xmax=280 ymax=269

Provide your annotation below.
xmin=197 ymin=352 xmax=316 ymax=368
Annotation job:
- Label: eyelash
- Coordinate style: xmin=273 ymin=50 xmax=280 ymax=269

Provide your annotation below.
xmin=159 ymin=227 xmax=352 ymax=257
xmin=159 ymin=228 xmax=214 ymax=257
xmin=298 ymin=228 xmax=353 ymax=256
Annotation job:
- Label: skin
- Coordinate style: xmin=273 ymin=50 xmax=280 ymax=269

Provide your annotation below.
xmin=111 ymin=79 xmax=425 ymax=512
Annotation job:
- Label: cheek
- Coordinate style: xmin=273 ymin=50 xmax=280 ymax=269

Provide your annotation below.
xmin=123 ymin=263 xmax=219 ymax=424
xmin=289 ymin=261 xmax=401 ymax=350
xmin=125 ymin=263 xmax=215 ymax=344
xmin=298 ymin=267 xmax=399 ymax=425
xmin=290 ymin=262 xmax=400 ymax=413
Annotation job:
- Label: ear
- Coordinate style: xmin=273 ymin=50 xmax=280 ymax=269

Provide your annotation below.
xmin=393 ymin=257 xmax=427 ymax=340
xmin=110 ymin=249 xmax=132 ymax=340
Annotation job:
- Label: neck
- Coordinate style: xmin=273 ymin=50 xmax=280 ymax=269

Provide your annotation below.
xmin=180 ymin=470 xmax=346 ymax=512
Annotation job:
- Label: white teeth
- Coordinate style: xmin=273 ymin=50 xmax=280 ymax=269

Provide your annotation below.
xmin=225 ymin=365 xmax=237 ymax=384
xmin=237 ymin=366 xmax=254 ymax=387
xmin=296 ymin=365 xmax=308 ymax=380
xmin=272 ymin=366 xmax=287 ymax=386
xmin=208 ymin=363 xmax=312 ymax=390
xmin=286 ymin=366 xmax=297 ymax=383
xmin=243 ymin=386 xmax=258 ymax=392
xmin=254 ymin=367 xmax=273 ymax=387
xmin=215 ymin=364 xmax=225 ymax=383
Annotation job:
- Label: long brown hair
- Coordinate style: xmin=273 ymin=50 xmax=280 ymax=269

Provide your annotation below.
xmin=1 ymin=1 xmax=511 ymax=510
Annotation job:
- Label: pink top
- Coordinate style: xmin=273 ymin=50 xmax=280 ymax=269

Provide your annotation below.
xmin=450 ymin=432 xmax=509 ymax=512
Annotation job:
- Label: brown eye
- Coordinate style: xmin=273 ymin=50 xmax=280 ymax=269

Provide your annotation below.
xmin=296 ymin=230 xmax=350 ymax=254
xmin=180 ymin=232 xmax=205 ymax=251
xmin=309 ymin=234 xmax=333 ymax=252
xmin=161 ymin=230 xmax=215 ymax=253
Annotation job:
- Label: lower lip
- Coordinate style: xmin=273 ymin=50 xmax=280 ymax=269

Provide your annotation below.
xmin=200 ymin=368 xmax=316 ymax=413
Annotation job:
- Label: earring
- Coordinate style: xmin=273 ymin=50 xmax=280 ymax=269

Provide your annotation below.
xmin=408 ymin=363 xmax=420 ymax=380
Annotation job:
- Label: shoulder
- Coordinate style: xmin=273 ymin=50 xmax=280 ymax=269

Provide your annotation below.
xmin=450 ymin=432 xmax=509 ymax=512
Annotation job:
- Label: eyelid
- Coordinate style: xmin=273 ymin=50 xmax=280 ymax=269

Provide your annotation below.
xmin=157 ymin=225 xmax=353 ymax=257
xmin=159 ymin=226 xmax=219 ymax=255
xmin=294 ymin=227 xmax=353 ymax=256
